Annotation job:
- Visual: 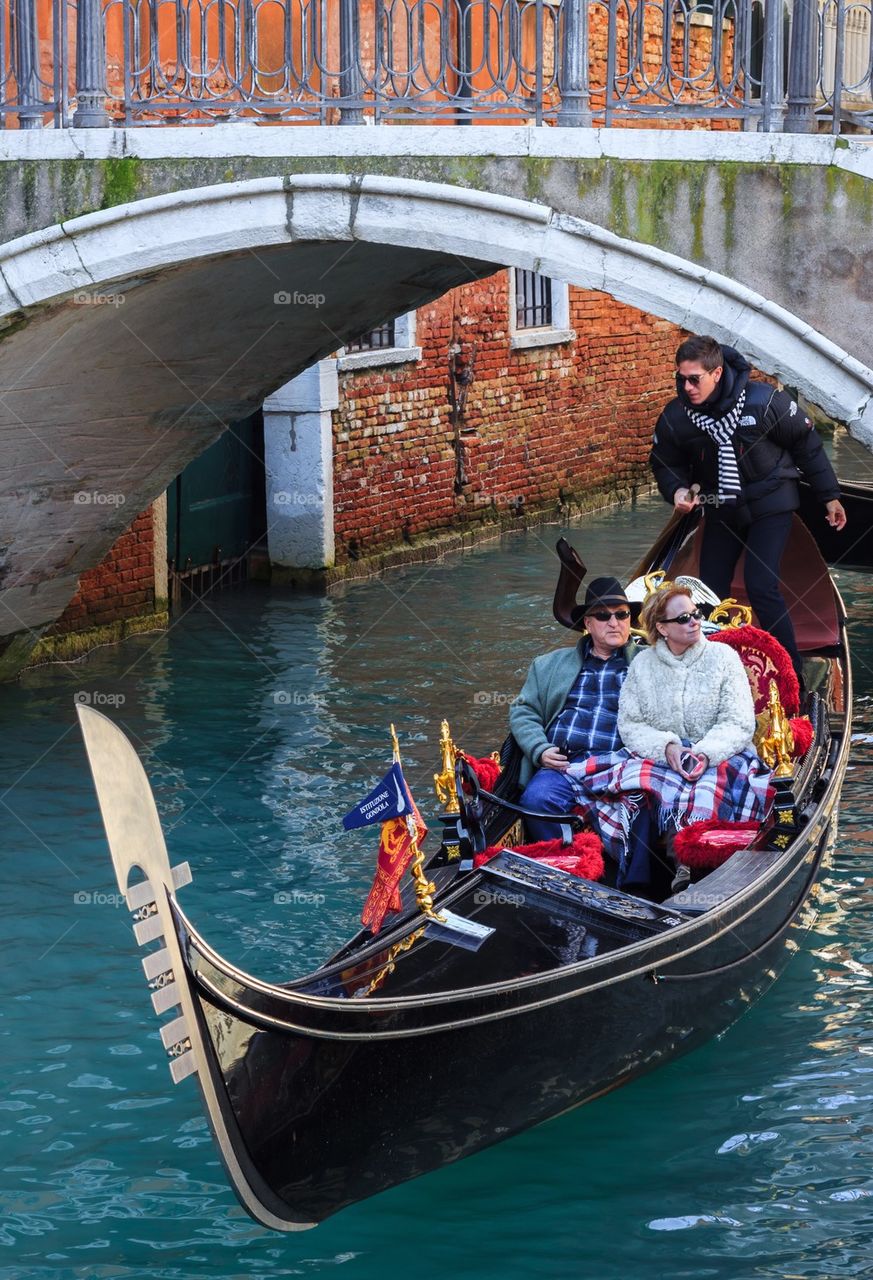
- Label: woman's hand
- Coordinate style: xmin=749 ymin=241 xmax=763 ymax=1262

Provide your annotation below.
xmin=666 ymin=743 xmax=708 ymax=780
xmin=683 ymin=751 xmax=709 ymax=781
xmin=539 ymin=746 xmax=569 ymax=772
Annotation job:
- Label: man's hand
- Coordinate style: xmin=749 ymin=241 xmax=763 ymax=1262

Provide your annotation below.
xmin=673 ymin=486 xmax=701 ymax=514
xmin=826 ymin=499 xmax=847 ymax=531
xmin=539 ymin=746 xmax=569 ymax=772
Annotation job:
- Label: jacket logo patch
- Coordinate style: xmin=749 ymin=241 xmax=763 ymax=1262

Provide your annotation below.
xmin=740 ymin=416 xmax=756 ymax=425
xmin=789 ymin=400 xmax=798 ymax=415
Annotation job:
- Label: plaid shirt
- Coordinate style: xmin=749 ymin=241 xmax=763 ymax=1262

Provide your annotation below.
xmin=547 ymin=644 xmax=627 ymax=760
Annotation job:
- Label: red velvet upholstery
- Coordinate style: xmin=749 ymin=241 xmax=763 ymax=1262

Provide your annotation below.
xmin=673 ymin=819 xmax=761 ymax=869
xmin=709 ymin=625 xmax=799 ymax=716
xmin=474 ymin=829 xmax=605 ymax=882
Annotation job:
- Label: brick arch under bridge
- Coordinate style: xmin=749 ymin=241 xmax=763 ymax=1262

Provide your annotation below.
xmin=1 ymin=172 xmax=871 ymax=674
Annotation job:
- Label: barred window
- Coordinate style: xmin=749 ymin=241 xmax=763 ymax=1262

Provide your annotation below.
xmin=515 ymin=270 xmax=553 ymax=330
xmin=345 ymin=321 xmax=396 ymax=353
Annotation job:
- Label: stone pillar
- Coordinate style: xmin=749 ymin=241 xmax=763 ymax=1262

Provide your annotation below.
xmin=338 ymin=0 xmax=365 ymax=124
xmin=73 ymin=0 xmax=110 ymax=127
xmin=760 ymin=0 xmax=786 ymax=132
xmin=784 ymin=0 xmax=819 ymax=133
xmin=152 ymin=492 xmax=169 ymax=608
xmin=263 ymin=360 xmax=338 ymax=570
xmin=557 ymin=0 xmax=592 ymax=126
xmin=13 ymin=0 xmax=44 ymax=130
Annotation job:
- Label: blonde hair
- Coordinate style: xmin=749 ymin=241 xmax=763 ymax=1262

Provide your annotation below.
xmin=639 ymin=583 xmax=695 ymax=646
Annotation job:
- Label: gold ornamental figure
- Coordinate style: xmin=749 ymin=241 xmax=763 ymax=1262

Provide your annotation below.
xmin=433 ymin=719 xmax=460 ymax=814
xmin=757 ymin=680 xmax=795 ymax=778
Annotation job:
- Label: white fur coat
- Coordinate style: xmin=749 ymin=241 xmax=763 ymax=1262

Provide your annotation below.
xmin=617 ymin=637 xmax=756 ymax=766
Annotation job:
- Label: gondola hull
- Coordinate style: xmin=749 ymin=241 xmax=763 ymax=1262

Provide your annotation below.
xmin=172 ymin=794 xmax=840 ymax=1225
xmin=798 ymin=477 xmax=873 ymax=571
xmin=77 ymin=512 xmax=851 ymax=1231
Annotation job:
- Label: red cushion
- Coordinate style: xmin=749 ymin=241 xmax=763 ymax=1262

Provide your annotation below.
xmin=708 ymin=625 xmax=799 ymax=716
xmin=462 ymin=754 xmax=502 ymax=791
xmin=474 ymin=829 xmax=604 ymax=881
xmin=673 ymin=819 xmax=761 ymax=869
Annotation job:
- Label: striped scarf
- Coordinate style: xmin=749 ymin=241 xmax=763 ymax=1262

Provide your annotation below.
xmin=685 ymin=388 xmax=746 ymax=503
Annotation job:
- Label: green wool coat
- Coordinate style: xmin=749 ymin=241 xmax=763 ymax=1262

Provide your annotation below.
xmin=509 ymin=638 xmax=640 ymax=787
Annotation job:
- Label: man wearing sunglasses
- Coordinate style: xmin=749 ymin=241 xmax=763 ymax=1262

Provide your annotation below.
xmin=510 ymin=576 xmax=652 ymax=890
xmin=650 ymin=334 xmax=846 ymax=682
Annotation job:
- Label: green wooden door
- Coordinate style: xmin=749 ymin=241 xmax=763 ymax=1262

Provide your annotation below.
xmin=167 ymin=412 xmax=265 ymax=573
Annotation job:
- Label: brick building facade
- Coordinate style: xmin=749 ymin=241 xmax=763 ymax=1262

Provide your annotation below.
xmin=41 ymin=275 xmax=685 ymax=657
xmin=332 ymin=273 xmax=678 ymax=566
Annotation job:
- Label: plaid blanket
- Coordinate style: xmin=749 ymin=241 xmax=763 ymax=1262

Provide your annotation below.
xmin=566 ymin=750 xmax=774 ymax=871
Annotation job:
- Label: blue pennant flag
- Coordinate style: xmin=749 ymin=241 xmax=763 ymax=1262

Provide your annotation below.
xmin=342 ymin=762 xmax=413 ymax=831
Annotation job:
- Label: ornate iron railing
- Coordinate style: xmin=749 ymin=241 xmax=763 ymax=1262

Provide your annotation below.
xmin=1 ymin=0 xmax=871 ymax=131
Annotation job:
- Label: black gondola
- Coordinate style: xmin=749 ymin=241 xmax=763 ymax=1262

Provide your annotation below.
xmin=78 ymin=509 xmax=851 ymax=1232
xmin=798 ymin=477 xmax=873 ymax=571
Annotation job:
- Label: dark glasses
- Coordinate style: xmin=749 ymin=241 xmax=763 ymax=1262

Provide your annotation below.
xmin=679 ymin=373 xmax=704 ymax=387
xmin=663 ymin=609 xmax=704 ymax=625
xmin=587 ymin=608 xmax=631 ymax=622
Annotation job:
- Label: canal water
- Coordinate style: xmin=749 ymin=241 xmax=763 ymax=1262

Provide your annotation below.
xmin=2 ymin=490 xmax=873 ymax=1280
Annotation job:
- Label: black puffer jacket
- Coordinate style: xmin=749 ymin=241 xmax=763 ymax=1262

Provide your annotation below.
xmin=650 ymin=346 xmax=840 ymax=522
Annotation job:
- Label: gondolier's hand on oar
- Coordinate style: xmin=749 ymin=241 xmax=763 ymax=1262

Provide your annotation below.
xmin=826 ymin=499 xmax=847 ymax=531
xmin=672 ymin=484 xmax=701 ymax=514
xmin=540 ymin=746 xmax=570 ymax=772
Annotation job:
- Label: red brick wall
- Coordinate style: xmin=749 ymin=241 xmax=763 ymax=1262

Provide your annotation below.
xmin=332 ymin=275 xmax=681 ymax=562
xmin=49 ymin=507 xmax=156 ymax=635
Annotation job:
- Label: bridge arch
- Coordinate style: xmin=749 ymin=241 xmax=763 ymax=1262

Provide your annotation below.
xmin=1 ymin=173 xmax=871 ymax=666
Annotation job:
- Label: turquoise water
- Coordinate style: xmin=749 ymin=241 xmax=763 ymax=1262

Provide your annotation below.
xmin=3 ymin=494 xmax=873 ymax=1280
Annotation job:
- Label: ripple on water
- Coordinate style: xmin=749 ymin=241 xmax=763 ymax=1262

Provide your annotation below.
xmin=2 ymin=501 xmax=873 ymax=1279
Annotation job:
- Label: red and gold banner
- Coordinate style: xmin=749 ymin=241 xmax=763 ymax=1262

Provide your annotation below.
xmin=360 ymin=797 xmax=427 ymax=935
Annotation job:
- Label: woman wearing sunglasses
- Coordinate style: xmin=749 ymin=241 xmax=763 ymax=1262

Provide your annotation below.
xmin=567 ymin=583 xmax=773 ymax=894
xmin=650 ymin=334 xmax=845 ymax=684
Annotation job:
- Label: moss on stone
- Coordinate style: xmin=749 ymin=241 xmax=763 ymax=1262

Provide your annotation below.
xmin=717 ymin=162 xmax=739 ymax=256
xmin=0 ymin=631 xmax=41 ymax=682
xmin=0 ymin=312 xmax=31 ymax=341
xmin=608 ymin=164 xmax=629 ymax=240
xmin=521 ymin=157 xmax=554 ymax=202
xmin=99 ymin=156 xmax=143 ymax=209
xmin=21 ymin=161 xmax=38 ymax=223
xmin=25 ymin=609 xmax=169 ymax=669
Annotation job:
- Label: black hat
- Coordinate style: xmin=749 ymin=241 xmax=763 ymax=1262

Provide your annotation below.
xmin=580 ymin=576 xmax=629 ymax=614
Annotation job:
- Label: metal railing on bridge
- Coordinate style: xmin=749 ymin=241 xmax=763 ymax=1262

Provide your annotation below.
xmin=1 ymin=0 xmax=871 ymax=132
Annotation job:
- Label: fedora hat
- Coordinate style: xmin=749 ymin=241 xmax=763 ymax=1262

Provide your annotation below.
xmin=581 ymin=576 xmax=629 ymax=612
xmin=569 ymin=576 xmax=631 ymax=628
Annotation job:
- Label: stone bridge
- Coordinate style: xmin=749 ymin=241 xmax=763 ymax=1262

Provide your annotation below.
xmin=2 ymin=126 xmax=873 ymax=674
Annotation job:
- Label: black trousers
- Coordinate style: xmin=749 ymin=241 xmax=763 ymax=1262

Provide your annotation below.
xmin=699 ymin=508 xmax=802 ymax=678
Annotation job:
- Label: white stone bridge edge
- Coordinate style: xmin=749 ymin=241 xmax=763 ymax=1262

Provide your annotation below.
xmin=1 ymin=170 xmax=871 ymax=450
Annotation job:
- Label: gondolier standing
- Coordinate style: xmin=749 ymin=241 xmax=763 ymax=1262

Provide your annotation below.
xmin=650 ymin=335 xmax=846 ymax=682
